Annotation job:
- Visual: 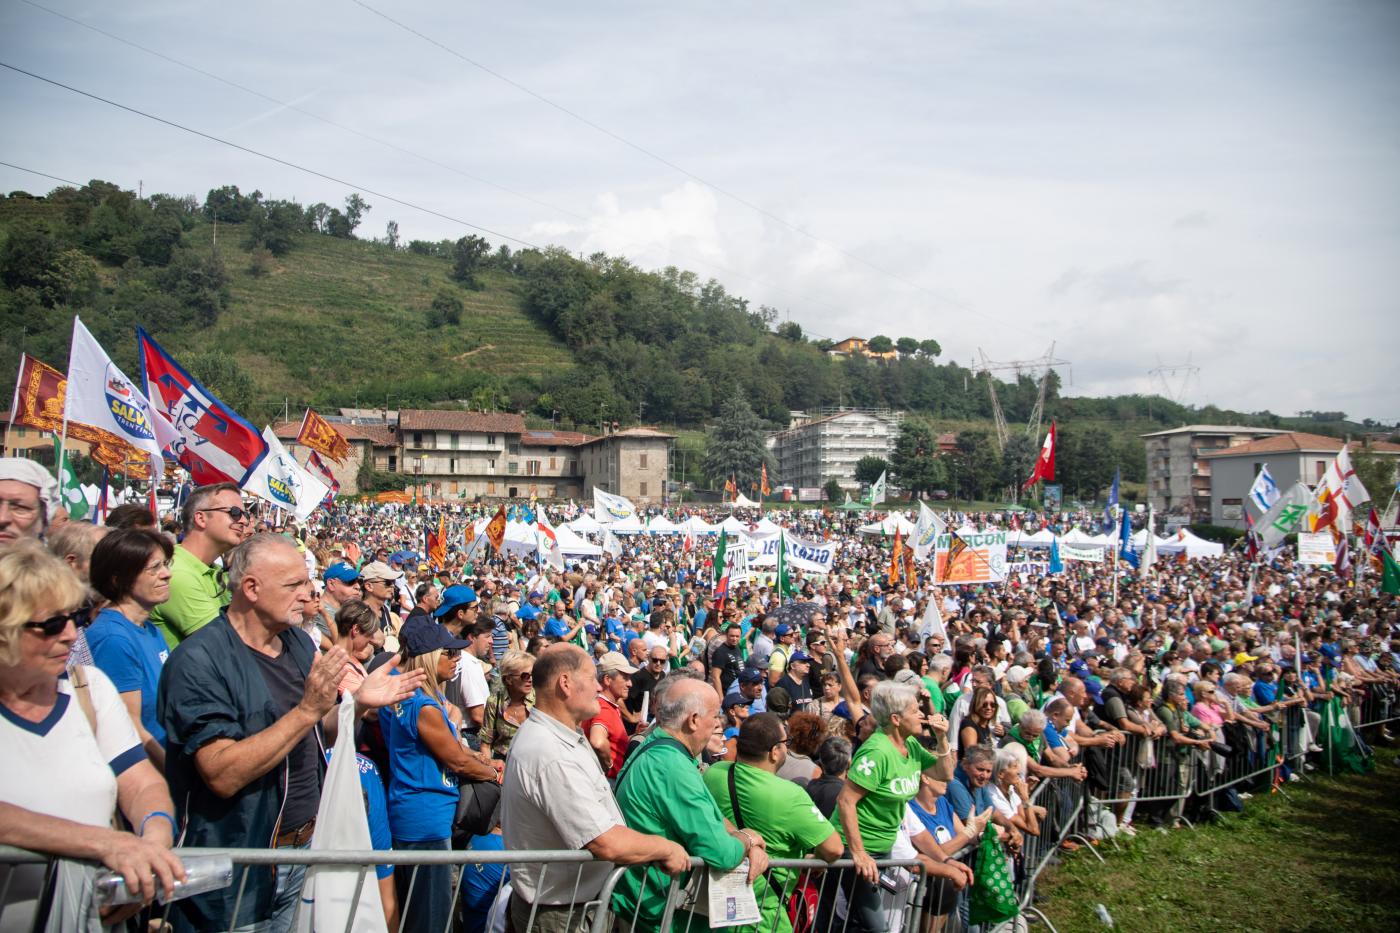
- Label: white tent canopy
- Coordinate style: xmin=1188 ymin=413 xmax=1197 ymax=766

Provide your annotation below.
xmin=719 ymin=516 xmax=749 ymax=535
xmin=1131 ymin=528 xmax=1172 ymax=549
xmin=679 ymin=515 xmax=718 ymax=534
xmin=1059 ymin=528 xmax=1098 ymax=546
xmin=858 ymin=513 xmax=917 ymax=536
xmin=646 ymin=515 xmax=681 ymax=534
xmin=555 ymin=524 xmax=602 ymax=557
xmin=1009 ymin=528 xmax=1057 ymax=549
xmin=752 ymin=517 xmax=782 ymax=536
xmin=1156 ymin=529 xmax=1225 ymax=559
xmin=609 ymin=516 xmax=648 ymax=535
xmin=565 ymin=513 xmax=603 ymax=535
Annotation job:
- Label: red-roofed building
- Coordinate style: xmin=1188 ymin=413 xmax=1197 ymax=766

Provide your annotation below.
xmin=1200 ymin=432 xmax=1400 ymax=528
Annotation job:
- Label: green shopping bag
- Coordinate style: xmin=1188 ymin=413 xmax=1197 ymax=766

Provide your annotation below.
xmin=968 ymin=829 xmax=1020 ymax=926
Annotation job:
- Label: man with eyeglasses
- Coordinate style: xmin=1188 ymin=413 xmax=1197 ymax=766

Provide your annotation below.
xmin=150 ymin=482 xmax=246 ymax=650
xmin=0 ymin=458 xmax=60 ymax=546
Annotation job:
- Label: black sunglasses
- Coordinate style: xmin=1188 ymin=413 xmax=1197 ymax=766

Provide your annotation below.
xmin=200 ymin=506 xmax=249 ymax=523
xmin=25 ymin=604 xmax=92 ymax=637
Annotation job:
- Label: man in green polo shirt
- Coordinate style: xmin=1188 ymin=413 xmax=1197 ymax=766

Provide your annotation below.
xmin=613 ymin=676 xmax=769 ymax=932
xmin=704 ymin=714 xmax=841 ymax=933
xmin=151 ymin=482 xmax=245 ymax=649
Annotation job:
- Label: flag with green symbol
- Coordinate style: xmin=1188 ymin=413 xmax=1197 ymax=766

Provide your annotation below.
xmin=968 ymin=827 xmax=1020 ymax=925
xmin=53 ymin=438 xmax=88 ymax=521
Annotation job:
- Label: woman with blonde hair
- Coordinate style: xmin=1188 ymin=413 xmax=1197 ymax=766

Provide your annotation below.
xmin=481 ymin=648 xmax=537 ymax=767
xmin=0 ymin=540 xmax=184 ymax=926
xmin=380 ymin=616 xmax=496 ymax=933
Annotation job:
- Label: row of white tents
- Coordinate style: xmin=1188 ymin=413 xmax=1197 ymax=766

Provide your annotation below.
xmin=555 ymin=510 xmax=1225 ymax=560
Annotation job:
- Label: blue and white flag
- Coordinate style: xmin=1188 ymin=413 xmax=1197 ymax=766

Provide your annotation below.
xmin=1249 ymin=465 xmax=1280 ymax=513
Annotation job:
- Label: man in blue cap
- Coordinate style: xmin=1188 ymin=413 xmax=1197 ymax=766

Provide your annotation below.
xmin=435 ymin=586 xmax=491 ymax=734
xmin=321 ymin=562 xmax=361 ymax=616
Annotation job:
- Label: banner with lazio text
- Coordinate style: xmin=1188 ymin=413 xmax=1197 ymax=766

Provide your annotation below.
xmin=747 ymin=530 xmax=838 ymax=574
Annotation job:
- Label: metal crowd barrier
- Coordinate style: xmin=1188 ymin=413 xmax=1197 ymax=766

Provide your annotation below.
xmin=0 ymin=846 xmax=963 ymax=933
xmin=1356 ymin=685 xmax=1399 ymax=730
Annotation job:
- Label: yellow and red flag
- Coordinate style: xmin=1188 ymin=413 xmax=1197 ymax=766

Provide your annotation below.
xmin=485 ymin=505 xmax=508 ymax=553
xmin=296 ymin=407 xmax=351 ymax=463
xmin=8 ymin=353 xmax=152 ymax=477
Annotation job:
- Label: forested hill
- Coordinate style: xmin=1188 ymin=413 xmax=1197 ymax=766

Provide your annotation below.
xmin=0 ymin=180 xmax=1382 ymax=490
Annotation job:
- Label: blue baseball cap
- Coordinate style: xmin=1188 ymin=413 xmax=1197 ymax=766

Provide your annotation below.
xmin=323 ymin=562 xmax=360 ymax=584
xmin=775 ymin=623 xmax=793 ymax=636
xmin=399 ymin=616 xmax=470 ymax=657
xmin=434 ymin=585 xmax=479 ymax=618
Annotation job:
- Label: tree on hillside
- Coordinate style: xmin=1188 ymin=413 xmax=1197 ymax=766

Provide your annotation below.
xmin=702 ymin=391 xmax=775 ymax=492
xmin=854 ymin=456 xmax=889 ymax=485
xmin=891 ymin=419 xmax=946 ymax=498
xmin=776 ymin=321 xmax=803 ymax=342
xmin=919 ymin=339 xmax=941 ymax=359
xmin=867 ymin=335 xmax=894 ymax=354
xmin=949 ymin=428 xmax=1001 ymax=501
xmin=998 ymin=434 xmax=1038 ymax=499
xmin=896 ymin=337 xmax=919 ymax=358
xmin=427 ymin=290 xmax=463 ymax=328
xmin=243 ymin=200 xmax=304 ymax=257
xmin=384 ymin=221 xmax=399 ymax=250
xmin=451 ymin=235 xmax=491 ymax=289
xmin=823 ymin=478 xmax=844 ymax=502
xmin=344 ymin=195 xmax=369 ymax=236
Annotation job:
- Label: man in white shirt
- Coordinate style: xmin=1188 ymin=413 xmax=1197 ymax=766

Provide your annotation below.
xmin=501 ymin=645 xmax=687 ymax=929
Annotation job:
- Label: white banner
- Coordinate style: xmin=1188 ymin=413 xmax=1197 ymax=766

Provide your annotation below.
xmin=1060 ymin=543 xmax=1106 ymax=563
xmin=244 ymin=426 xmax=330 ymax=521
xmin=1008 ymin=560 xmax=1050 ymax=577
xmin=748 ymin=531 xmax=837 ymax=574
xmin=593 ymin=487 xmax=637 ymax=523
xmin=1296 ymin=531 xmax=1334 ymax=566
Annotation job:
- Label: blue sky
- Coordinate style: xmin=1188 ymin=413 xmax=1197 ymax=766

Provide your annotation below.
xmin=3 ymin=0 xmax=1397 ymax=421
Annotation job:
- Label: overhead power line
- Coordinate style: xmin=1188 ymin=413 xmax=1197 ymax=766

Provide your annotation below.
xmin=349 ymin=0 xmax=987 ymax=321
xmin=0 ymin=59 xmax=546 ymax=248
xmin=0 ymin=159 xmax=82 ymax=187
xmin=11 ymin=3 xmax=875 ymax=324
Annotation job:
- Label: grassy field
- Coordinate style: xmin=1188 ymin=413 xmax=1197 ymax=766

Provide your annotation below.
xmin=1036 ymin=756 xmax=1400 ymax=932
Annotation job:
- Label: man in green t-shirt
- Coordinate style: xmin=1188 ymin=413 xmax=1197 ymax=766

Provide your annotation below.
xmin=150 ymin=482 xmax=243 ymax=649
xmin=613 ymin=678 xmax=769 ymax=931
xmin=704 ymin=714 xmax=842 ymax=932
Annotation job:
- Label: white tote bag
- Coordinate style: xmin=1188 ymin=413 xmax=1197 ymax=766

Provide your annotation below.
xmin=296 ymin=701 xmax=387 ymax=932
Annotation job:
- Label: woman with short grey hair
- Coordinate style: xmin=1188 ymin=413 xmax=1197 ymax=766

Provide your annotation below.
xmin=827 ymin=679 xmax=957 ymax=931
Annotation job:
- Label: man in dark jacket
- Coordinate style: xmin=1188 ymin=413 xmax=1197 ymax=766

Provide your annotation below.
xmin=159 ymin=534 xmax=422 ymax=931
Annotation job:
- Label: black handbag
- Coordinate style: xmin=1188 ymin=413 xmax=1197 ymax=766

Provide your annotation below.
xmin=452 ymin=779 xmax=501 ymax=847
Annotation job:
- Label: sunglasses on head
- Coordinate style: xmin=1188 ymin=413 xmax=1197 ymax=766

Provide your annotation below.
xmin=25 ymin=604 xmax=93 ymax=637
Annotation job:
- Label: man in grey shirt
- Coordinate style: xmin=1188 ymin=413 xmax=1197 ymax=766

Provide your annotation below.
xmin=501 ymin=644 xmax=688 ymax=931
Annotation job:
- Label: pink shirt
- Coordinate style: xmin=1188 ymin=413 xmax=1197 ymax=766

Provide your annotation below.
xmin=1192 ymin=702 xmax=1223 ymax=727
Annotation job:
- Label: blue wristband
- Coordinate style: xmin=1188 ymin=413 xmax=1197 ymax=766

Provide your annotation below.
xmin=139 ymin=810 xmax=177 ymax=838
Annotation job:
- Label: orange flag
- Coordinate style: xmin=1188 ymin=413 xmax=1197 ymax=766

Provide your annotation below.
xmin=428 ymin=513 xmax=447 ymax=568
xmin=296 ymin=408 xmax=351 ymax=463
xmin=760 ymin=463 xmax=771 ymax=496
xmin=485 ymin=505 xmax=508 ymax=553
xmin=889 ymin=529 xmax=905 ymax=587
xmin=9 ymin=353 xmax=152 ymax=477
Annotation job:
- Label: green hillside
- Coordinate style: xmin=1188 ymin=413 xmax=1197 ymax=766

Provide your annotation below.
xmin=179 ymin=224 xmax=573 ymax=406
xmin=1 ymin=178 xmax=1391 ymax=496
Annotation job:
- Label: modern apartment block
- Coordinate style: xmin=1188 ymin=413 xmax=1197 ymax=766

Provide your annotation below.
xmin=1141 ymin=424 xmax=1288 ymax=520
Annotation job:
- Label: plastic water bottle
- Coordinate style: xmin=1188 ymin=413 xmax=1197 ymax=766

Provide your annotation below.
xmin=93 ymin=854 xmax=233 ymax=908
xmin=1095 ymin=903 xmax=1115 ymax=927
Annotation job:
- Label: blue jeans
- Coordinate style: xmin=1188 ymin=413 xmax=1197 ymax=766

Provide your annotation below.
xmin=394 ymin=838 xmax=455 ymax=933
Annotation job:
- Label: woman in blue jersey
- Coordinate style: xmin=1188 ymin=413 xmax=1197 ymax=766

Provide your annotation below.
xmin=381 ymin=617 xmax=497 ymax=933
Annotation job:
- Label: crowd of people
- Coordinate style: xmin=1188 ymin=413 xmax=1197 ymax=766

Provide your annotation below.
xmin=0 ymin=456 xmax=1396 ymax=933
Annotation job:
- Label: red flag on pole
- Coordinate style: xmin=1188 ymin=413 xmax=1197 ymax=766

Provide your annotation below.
xmin=1022 ymin=422 xmax=1056 ymax=490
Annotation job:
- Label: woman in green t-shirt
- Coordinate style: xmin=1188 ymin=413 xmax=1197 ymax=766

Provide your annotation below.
xmin=830 ymin=681 xmax=956 ymax=932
